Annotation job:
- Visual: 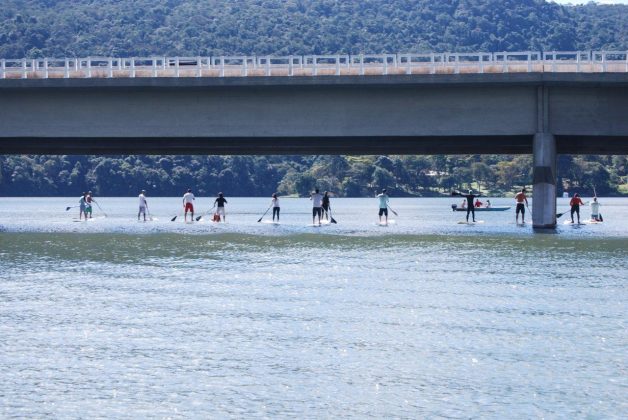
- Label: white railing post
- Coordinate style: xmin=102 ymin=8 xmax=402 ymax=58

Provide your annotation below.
xmin=220 ymin=56 xmax=225 ymax=77
xmin=527 ymin=52 xmax=532 ymax=72
xmin=359 ymin=54 xmax=364 ymax=76
xmin=602 ymin=51 xmax=607 ymax=72
xmin=108 ymin=58 xmax=113 ymax=78
xmin=383 ymin=55 xmax=388 ymax=75
xmin=266 ymin=55 xmax=271 ymax=76
xmin=131 ymin=57 xmax=136 ymax=78
xmin=21 ymin=59 xmax=27 ymax=79
xmin=152 ymin=57 xmax=157 ymax=77
xmin=335 ymin=55 xmax=340 ymax=76
xmin=174 ymin=57 xmax=179 ymax=77
xmin=243 ymin=56 xmax=248 ymax=77
xmin=313 ymin=55 xmax=318 ymax=76
xmin=625 ymin=50 xmax=628 ymax=72
xmin=88 ymin=57 xmax=93 ymax=78
xmin=288 ymin=55 xmax=293 ymax=76
xmin=196 ymin=56 xmax=202 ymax=77
xmin=430 ymin=53 xmax=436 ymax=75
xmin=42 ymin=58 xmax=48 ymax=78
xmin=0 ymin=59 xmax=5 ymax=79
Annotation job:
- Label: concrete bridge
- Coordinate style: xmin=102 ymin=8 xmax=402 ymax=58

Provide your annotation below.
xmin=1 ymin=51 xmax=627 ymax=228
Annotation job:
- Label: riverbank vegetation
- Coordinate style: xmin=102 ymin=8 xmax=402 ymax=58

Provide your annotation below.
xmin=0 ymin=0 xmax=626 ymax=197
xmin=1 ymin=154 xmax=625 ymax=197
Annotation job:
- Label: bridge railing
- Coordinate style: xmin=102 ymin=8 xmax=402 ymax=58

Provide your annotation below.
xmin=1 ymin=51 xmax=627 ymax=79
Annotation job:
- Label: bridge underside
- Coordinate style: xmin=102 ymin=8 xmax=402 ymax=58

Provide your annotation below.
xmin=1 ymin=135 xmax=626 ymax=155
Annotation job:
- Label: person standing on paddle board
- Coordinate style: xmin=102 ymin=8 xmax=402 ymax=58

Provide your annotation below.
xmin=458 ymin=190 xmax=481 ymax=223
xmin=570 ymin=193 xmax=584 ymax=224
xmin=590 ymin=197 xmax=602 ymax=222
xmin=214 ymin=192 xmax=228 ymax=222
xmin=271 ymin=193 xmax=280 ymax=222
xmin=79 ymin=192 xmax=88 ymax=220
xmin=85 ymin=191 xmax=93 ymax=219
xmin=377 ymin=189 xmax=389 ymax=224
xmin=183 ymin=188 xmax=195 ymax=222
xmin=322 ymin=191 xmax=332 ymax=221
xmin=514 ymin=188 xmax=529 ymax=224
xmin=138 ymin=190 xmax=148 ymax=221
xmin=310 ymin=188 xmax=324 ymax=225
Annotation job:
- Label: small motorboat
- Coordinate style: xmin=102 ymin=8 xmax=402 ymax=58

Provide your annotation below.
xmin=451 ymin=204 xmax=510 ymax=212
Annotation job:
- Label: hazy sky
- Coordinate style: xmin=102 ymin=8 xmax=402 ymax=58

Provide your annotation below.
xmin=552 ymin=0 xmax=628 ymax=4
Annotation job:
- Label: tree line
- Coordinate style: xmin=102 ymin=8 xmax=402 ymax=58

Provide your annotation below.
xmin=0 ymin=0 xmax=625 ymax=197
xmin=1 ymin=154 xmax=625 ymax=197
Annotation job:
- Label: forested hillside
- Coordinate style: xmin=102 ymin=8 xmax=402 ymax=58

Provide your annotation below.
xmin=1 ymin=0 xmax=626 ymax=197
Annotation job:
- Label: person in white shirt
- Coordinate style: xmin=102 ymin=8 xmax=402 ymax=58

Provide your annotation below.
xmin=182 ymin=188 xmax=195 ymax=222
xmin=310 ymin=188 xmax=323 ymax=225
xmin=377 ymin=189 xmax=390 ymax=224
xmin=271 ymin=193 xmax=280 ymax=222
xmin=138 ymin=190 xmax=148 ymax=221
xmin=590 ymin=197 xmax=602 ymax=221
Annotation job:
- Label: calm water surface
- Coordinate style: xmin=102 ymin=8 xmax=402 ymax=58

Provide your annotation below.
xmin=1 ymin=197 xmax=626 ymax=418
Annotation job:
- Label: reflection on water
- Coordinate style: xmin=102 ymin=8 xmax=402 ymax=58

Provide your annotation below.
xmin=1 ymin=198 xmax=627 ymax=417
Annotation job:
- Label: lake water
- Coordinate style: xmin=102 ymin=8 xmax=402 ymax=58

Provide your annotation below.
xmin=1 ymin=197 xmax=626 ymax=418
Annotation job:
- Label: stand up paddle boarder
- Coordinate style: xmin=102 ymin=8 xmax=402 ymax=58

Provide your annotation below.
xmin=377 ymin=189 xmax=389 ymax=224
xmin=322 ymin=191 xmax=332 ymax=221
xmin=85 ymin=191 xmax=94 ymax=219
xmin=456 ymin=190 xmax=482 ymax=223
xmin=271 ymin=193 xmax=280 ymax=222
xmin=214 ymin=192 xmax=227 ymax=222
xmin=515 ymin=188 xmax=529 ymax=224
xmin=310 ymin=188 xmax=324 ymax=226
xmin=79 ymin=192 xmax=88 ymax=220
xmin=590 ymin=196 xmax=602 ymax=222
xmin=183 ymin=188 xmax=195 ymax=222
xmin=569 ymin=193 xmax=584 ymax=224
xmin=138 ymin=190 xmax=148 ymax=221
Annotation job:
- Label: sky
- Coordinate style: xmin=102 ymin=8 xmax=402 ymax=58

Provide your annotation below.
xmin=552 ymin=0 xmax=628 ymax=4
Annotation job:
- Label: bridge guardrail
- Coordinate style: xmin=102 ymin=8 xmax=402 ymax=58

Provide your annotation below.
xmin=1 ymin=51 xmax=627 ymax=79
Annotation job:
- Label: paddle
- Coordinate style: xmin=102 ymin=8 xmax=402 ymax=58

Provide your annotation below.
xmin=92 ymin=199 xmax=108 ymax=217
xmin=65 ymin=205 xmax=79 ymax=211
xmin=146 ymin=208 xmax=153 ymax=221
xmin=257 ymin=205 xmax=272 ymax=223
xmin=171 ymin=211 xmax=181 ymax=222
xmin=387 ymin=205 xmax=398 ymax=216
xmin=328 ymin=205 xmax=338 ymax=224
xmin=196 ymin=205 xmax=216 ymax=222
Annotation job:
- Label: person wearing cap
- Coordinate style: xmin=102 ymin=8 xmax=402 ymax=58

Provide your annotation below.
xmin=85 ymin=191 xmax=93 ymax=219
xmin=514 ymin=188 xmax=529 ymax=224
xmin=138 ymin=190 xmax=148 ymax=221
xmin=377 ymin=189 xmax=389 ymax=224
xmin=182 ymin=188 xmax=195 ymax=222
xmin=214 ymin=192 xmax=228 ymax=222
xmin=569 ymin=193 xmax=585 ymax=224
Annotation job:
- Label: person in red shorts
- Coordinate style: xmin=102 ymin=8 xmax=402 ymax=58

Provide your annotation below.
xmin=182 ymin=188 xmax=195 ymax=222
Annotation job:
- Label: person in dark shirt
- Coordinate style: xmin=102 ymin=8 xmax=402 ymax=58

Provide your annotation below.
xmin=214 ymin=192 xmax=228 ymax=222
xmin=457 ymin=189 xmax=482 ymax=223
xmin=321 ymin=191 xmax=331 ymax=221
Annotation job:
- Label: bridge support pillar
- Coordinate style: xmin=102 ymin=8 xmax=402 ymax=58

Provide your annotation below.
xmin=532 ymin=133 xmax=557 ymax=229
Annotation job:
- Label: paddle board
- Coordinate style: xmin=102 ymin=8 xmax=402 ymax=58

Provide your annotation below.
xmin=583 ymin=219 xmax=602 ymax=224
xmin=458 ymin=220 xmax=484 ymax=224
xmin=563 ymin=220 xmax=585 ymax=225
xmin=261 ymin=220 xmax=280 ymax=225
